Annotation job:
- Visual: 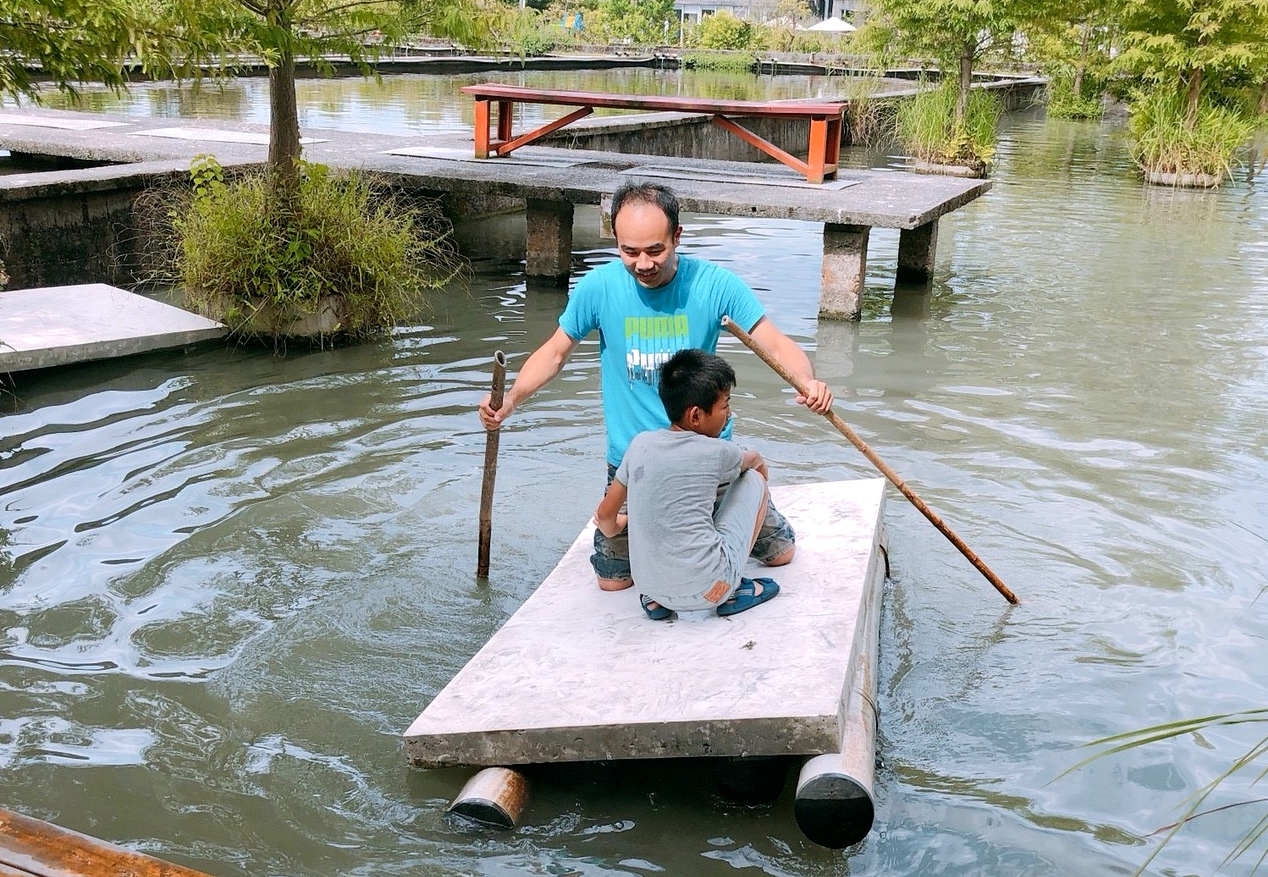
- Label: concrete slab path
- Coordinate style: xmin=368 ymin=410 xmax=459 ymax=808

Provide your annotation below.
xmin=0 ymin=284 xmax=226 ymax=373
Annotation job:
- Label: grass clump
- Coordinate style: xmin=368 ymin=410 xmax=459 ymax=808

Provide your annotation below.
xmin=170 ymin=156 xmax=463 ymax=343
xmin=895 ymin=80 xmax=1001 ymax=174
xmin=681 ymin=51 xmax=755 ymax=73
xmin=1045 ymin=77 xmax=1104 ymax=121
xmin=1127 ymin=88 xmax=1255 ymax=184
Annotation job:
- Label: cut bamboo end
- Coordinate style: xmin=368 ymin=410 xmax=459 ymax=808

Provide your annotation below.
xmin=447 ymin=766 xmax=529 ymax=829
xmin=794 ymin=753 xmax=875 ymax=849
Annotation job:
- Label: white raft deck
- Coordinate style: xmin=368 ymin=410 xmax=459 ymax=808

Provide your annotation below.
xmin=405 ymin=478 xmax=888 ymax=848
xmin=0 ymin=284 xmax=226 ymax=373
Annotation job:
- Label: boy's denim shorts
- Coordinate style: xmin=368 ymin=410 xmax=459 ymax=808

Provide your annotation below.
xmin=591 ymin=464 xmax=796 ymax=583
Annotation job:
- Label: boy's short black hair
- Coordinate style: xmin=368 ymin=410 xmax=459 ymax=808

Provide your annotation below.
xmin=659 ymin=348 xmax=736 ymax=423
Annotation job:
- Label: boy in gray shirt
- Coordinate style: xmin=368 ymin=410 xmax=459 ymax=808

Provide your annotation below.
xmin=593 ymin=348 xmax=781 ymax=620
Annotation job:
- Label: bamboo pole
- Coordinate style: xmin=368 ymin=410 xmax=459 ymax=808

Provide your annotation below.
xmin=477 ymin=351 xmax=507 ymax=578
xmin=721 ymin=317 xmax=1018 ymax=605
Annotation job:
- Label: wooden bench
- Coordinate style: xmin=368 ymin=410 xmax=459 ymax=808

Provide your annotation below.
xmin=460 ymin=83 xmax=848 ymax=184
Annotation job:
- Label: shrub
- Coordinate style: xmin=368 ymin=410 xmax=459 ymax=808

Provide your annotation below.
xmin=1045 ymin=77 xmax=1104 ymax=121
xmin=692 ymin=11 xmax=752 ymax=50
xmin=169 ymin=156 xmax=463 ymax=344
xmin=681 ymin=50 xmax=755 ymax=73
xmin=895 ymin=80 xmax=1001 ymax=171
xmin=1127 ymin=88 xmax=1256 ymax=182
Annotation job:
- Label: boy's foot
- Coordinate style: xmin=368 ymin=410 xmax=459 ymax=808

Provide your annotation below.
xmin=717 ymin=577 xmax=780 ymax=617
xmin=640 ymin=594 xmax=673 ymax=621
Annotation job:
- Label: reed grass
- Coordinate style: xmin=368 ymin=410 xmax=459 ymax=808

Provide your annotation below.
xmin=168 ymin=156 xmax=464 ymax=344
xmin=895 ymin=81 xmax=1001 ymax=171
xmin=1127 ymin=88 xmax=1255 ymax=182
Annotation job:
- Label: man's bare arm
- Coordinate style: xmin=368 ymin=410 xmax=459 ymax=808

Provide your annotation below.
xmin=748 ymin=317 xmax=834 ymax=413
xmin=478 ymin=327 xmax=581 ymax=429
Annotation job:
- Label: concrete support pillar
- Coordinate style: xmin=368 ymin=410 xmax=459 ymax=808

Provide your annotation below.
xmin=599 ymin=193 xmax=615 ymax=239
xmin=525 ymin=198 xmax=574 ymax=284
xmin=896 ymin=219 xmax=939 ymax=283
xmin=820 ymin=223 xmax=870 ymax=320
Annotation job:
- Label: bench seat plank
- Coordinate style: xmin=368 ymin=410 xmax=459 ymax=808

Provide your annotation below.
xmin=461 ymin=83 xmax=845 ymax=183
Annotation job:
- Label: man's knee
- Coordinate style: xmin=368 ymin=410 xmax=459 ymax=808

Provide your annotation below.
xmin=592 ymin=525 xmax=632 ymax=589
xmin=598 ymin=576 xmax=634 ymax=591
xmin=763 ymin=545 xmax=795 ymax=566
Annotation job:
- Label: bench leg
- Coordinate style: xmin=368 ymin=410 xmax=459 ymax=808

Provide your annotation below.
xmin=807 ymin=117 xmax=828 ymax=184
xmin=473 ymin=99 xmax=491 ymax=159
xmin=525 ymin=198 xmax=574 ymax=285
xmin=826 ymin=116 xmax=842 ymax=171
xmin=896 ymin=219 xmax=939 ymax=283
xmin=496 ymin=100 xmax=514 ymax=151
xmin=821 ymin=223 xmax=870 ymax=320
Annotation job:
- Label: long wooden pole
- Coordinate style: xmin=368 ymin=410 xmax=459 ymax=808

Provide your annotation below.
xmin=722 ymin=317 xmax=1018 ymax=605
xmin=477 ymin=350 xmax=507 ymax=578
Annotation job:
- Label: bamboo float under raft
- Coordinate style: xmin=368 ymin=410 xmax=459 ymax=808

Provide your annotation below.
xmin=404 ymin=479 xmax=888 ymax=848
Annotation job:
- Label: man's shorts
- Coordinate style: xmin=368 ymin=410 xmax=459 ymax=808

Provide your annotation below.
xmin=590 ymin=463 xmax=796 ymax=584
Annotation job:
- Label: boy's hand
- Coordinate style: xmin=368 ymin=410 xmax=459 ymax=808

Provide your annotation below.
xmin=741 ymin=449 xmax=769 ymax=480
xmin=592 ymin=512 xmax=627 ymax=538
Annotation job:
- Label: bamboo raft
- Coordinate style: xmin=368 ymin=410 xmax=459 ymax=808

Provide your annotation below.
xmin=404 ymin=478 xmax=888 ymax=848
xmin=0 ymin=807 xmax=213 ymax=877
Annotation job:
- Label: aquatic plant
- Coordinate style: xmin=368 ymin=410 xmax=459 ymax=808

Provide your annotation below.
xmin=681 ymin=50 xmax=755 ymax=73
xmin=895 ymin=80 xmax=1001 ymax=172
xmin=165 ymin=155 xmax=463 ymax=345
xmin=1073 ymin=708 xmax=1268 ymax=875
xmin=1045 ymin=76 xmax=1105 ymax=121
xmin=1127 ymin=87 xmax=1255 ymax=183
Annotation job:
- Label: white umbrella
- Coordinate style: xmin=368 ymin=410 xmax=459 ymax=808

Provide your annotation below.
xmin=806 ymin=16 xmax=856 ymax=32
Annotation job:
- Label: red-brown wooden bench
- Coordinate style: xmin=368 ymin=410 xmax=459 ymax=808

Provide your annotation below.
xmin=460 ymin=83 xmax=848 ymax=184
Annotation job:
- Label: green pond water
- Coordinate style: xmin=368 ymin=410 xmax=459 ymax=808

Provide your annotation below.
xmin=2 ymin=68 xmax=1268 ymax=876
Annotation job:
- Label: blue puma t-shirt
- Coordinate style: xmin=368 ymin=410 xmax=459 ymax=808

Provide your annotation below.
xmin=559 ymin=254 xmax=765 ymax=466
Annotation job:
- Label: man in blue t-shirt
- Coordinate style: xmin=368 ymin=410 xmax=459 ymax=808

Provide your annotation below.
xmin=478 ymin=181 xmax=834 ymax=591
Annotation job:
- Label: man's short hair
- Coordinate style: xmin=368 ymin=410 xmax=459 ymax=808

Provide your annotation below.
xmin=611 ymin=181 xmax=680 ymax=233
xmin=659 ymin=348 xmax=737 ymax=423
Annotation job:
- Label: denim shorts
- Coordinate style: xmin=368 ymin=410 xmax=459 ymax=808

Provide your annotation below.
xmin=590 ymin=464 xmax=796 ymax=583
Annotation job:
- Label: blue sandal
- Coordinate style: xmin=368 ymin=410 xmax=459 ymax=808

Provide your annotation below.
xmin=640 ymin=594 xmax=672 ymax=621
xmin=717 ymin=577 xmax=780 ymax=617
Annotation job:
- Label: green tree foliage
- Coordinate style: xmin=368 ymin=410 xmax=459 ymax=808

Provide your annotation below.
xmin=1024 ymin=0 xmax=1117 ymax=117
xmin=575 ymin=0 xmax=677 ymax=45
xmin=1115 ymin=0 xmax=1268 ymax=124
xmin=0 ymin=0 xmax=248 ymax=101
xmin=693 ymin=11 xmax=752 ymax=50
xmin=860 ymin=0 xmax=1026 ymax=128
xmin=206 ymin=0 xmax=490 ymax=207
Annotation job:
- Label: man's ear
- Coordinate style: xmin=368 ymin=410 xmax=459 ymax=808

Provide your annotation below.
xmin=684 ymin=405 xmax=704 ymax=427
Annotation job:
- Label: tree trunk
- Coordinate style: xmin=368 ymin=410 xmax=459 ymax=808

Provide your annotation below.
xmin=1259 ymin=79 xmax=1268 ymax=116
xmin=955 ymin=42 xmax=973 ymax=131
xmin=267 ymin=14 xmax=301 ymax=211
xmin=1184 ymin=67 xmax=1203 ymax=129
xmin=1073 ymin=20 xmax=1091 ymax=98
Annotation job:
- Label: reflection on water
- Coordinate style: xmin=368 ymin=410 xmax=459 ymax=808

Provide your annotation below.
xmin=34 ymin=67 xmax=887 ymax=136
xmin=2 ymin=77 xmax=1268 ymax=876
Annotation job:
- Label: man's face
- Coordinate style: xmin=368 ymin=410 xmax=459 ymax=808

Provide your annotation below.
xmin=613 ymin=201 xmax=682 ymax=289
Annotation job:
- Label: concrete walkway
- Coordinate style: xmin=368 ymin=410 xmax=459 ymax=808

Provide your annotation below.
xmin=0 ymin=104 xmax=998 ymax=317
xmin=0 ymin=284 xmax=225 ymax=373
